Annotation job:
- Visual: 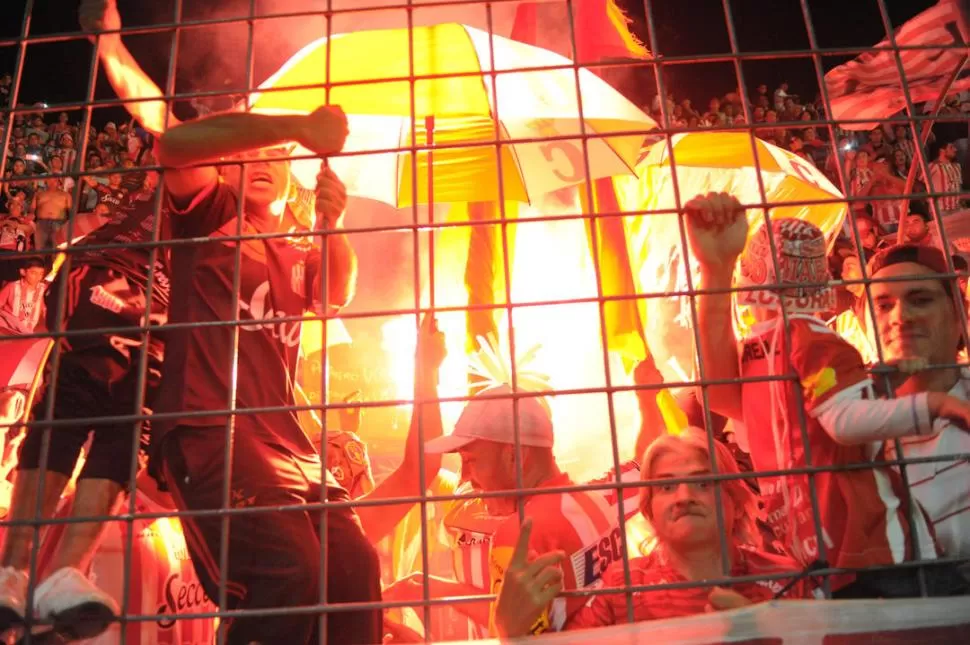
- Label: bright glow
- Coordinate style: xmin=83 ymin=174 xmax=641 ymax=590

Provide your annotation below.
xmin=379 ymin=196 xmax=641 ymax=483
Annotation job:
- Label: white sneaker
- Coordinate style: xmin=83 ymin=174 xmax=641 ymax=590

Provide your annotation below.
xmin=33 ymin=567 xmax=118 ymax=641
xmin=0 ymin=566 xmax=27 ymax=633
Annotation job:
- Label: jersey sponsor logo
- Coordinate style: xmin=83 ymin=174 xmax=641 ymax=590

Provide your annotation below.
xmin=238 ymin=280 xmax=302 ymax=348
xmin=156 ymin=572 xmax=215 ymax=629
xmin=573 ymin=525 xmax=624 ymax=588
xmin=802 ymin=366 xmax=837 ymax=399
xmin=455 ymin=532 xmax=491 ymax=548
xmin=89 ymin=285 xmax=126 ymax=314
xmin=741 ymin=341 xmax=768 ymax=363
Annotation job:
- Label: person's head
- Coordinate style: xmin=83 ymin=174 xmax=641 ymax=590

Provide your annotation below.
xmin=856 ymin=149 xmax=870 ymax=169
xmin=11 ymin=158 xmax=26 ymax=175
xmin=939 ymin=141 xmax=957 ymax=161
xmin=780 ymin=81 xmax=789 ymax=91
xmin=143 ymin=170 xmax=159 ymax=191
xmin=424 ymin=384 xmax=555 ymax=515
xmin=19 ymin=258 xmax=45 ymax=287
xmin=841 ymin=253 xmax=865 ymax=299
xmin=108 ymin=171 xmax=122 ymax=187
xmin=49 ymin=154 xmax=63 ymax=172
xmin=59 ymin=132 xmax=73 ymax=148
xmin=904 ymin=213 xmax=928 ymax=243
xmin=13 ymin=144 xmax=26 ymax=159
xmin=736 ymin=217 xmax=834 ymax=319
xmin=869 ymin=127 xmax=884 ymax=145
xmin=687 ymin=116 xmax=699 ymax=128
xmin=639 ymin=429 xmax=760 ymax=553
xmin=673 ymin=104 xmax=684 ymax=118
xmin=58 ymin=112 xmax=68 ymax=124
xmin=893 ymin=147 xmax=908 ymax=169
xmin=757 ymin=95 xmax=770 ymax=109
xmin=753 ymin=106 xmax=765 ymax=122
xmin=221 ymin=144 xmax=296 ymax=219
xmin=757 ymin=83 xmax=768 ymax=95
xmin=765 ymin=109 xmax=778 ymax=123
xmin=104 ymin=122 xmax=117 ymax=135
xmin=789 ymin=134 xmax=804 ymax=152
xmin=799 ymin=109 xmax=811 ymax=121
xmin=894 ymin=124 xmax=908 ymax=141
xmin=0 ymin=73 xmax=11 ymax=87
xmin=867 ymin=245 xmax=965 ymax=367
xmin=723 ymin=103 xmax=736 ymax=118
xmin=6 ymin=199 xmax=23 ymax=217
xmin=87 ymin=153 xmax=102 ymax=169
xmin=26 ymin=132 xmax=39 ymax=146
xmin=11 ymin=126 xmax=24 ymax=140
xmin=854 ymin=214 xmax=878 ymax=251
xmin=803 ymin=126 xmax=817 ymax=141
xmin=709 ymin=97 xmax=721 ymax=112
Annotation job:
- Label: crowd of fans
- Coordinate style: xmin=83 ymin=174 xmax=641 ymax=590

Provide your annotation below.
xmin=0 ymin=35 xmax=968 ymax=645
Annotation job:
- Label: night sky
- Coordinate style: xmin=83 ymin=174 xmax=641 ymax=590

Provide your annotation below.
xmin=0 ymin=0 xmax=937 ymax=126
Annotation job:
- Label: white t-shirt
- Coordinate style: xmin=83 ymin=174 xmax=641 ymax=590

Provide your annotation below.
xmin=887 ymin=370 xmax=970 ymax=560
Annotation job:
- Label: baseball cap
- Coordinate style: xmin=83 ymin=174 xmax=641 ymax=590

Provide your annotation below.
xmin=424 ymin=384 xmax=554 ymax=454
xmin=868 ymin=243 xmax=956 ymax=298
xmin=735 ymin=217 xmax=834 ymax=314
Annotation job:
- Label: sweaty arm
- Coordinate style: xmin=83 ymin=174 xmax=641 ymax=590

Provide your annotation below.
xmin=95 ymin=33 xmax=176 ymax=136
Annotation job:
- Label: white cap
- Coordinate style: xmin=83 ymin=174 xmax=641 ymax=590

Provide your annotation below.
xmin=424 ymin=384 xmax=554 ymax=454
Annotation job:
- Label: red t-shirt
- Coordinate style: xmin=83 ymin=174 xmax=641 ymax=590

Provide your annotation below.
xmin=566 ymin=545 xmax=809 ymax=628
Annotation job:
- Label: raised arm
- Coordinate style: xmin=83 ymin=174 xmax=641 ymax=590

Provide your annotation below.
xmin=354 ymin=315 xmax=446 ymax=543
xmin=156 ymin=106 xmax=348 ymax=206
xmin=684 ymin=193 xmax=749 ymax=421
xmin=79 ymin=0 xmax=176 ymax=135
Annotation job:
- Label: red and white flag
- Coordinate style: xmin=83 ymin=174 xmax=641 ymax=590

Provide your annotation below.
xmin=824 ymin=0 xmax=970 ymax=130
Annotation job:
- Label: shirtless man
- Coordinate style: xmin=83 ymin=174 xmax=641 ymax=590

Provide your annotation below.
xmin=29 ymin=179 xmax=72 ymax=249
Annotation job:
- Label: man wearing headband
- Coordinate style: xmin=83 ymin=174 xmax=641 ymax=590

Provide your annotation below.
xmin=866 ymin=245 xmax=970 ymax=563
xmin=687 ymin=193 xmax=970 ymax=598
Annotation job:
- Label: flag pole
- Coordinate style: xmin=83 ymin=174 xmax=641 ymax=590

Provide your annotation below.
xmin=896 ymin=54 xmax=969 ymax=244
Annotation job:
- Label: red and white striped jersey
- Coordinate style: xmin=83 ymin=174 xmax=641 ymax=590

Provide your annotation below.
xmin=929 ymin=161 xmax=964 ymax=213
xmin=739 ymin=316 xmax=937 ymax=583
xmin=39 ymin=492 xmax=216 ymax=645
xmin=887 ymin=370 xmax=970 ymax=560
xmin=487 ymin=462 xmax=642 ymax=635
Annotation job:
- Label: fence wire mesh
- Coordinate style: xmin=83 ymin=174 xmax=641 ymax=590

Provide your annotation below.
xmin=0 ymin=0 xmax=968 ymax=644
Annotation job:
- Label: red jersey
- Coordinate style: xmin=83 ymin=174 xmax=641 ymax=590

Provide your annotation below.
xmin=566 ymin=545 xmax=808 ymax=628
xmin=488 ymin=465 xmax=640 ymax=635
xmin=739 ymin=315 xmax=934 ymax=576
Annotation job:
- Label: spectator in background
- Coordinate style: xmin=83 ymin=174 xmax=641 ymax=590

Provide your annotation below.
xmin=0 ymin=199 xmax=33 ymax=283
xmin=57 ymin=132 xmax=78 ymax=171
xmin=929 ymin=141 xmax=965 ymax=215
xmin=901 ymin=213 xmax=932 ymax=245
xmin=47 ymin=155 xmax=75 ymax=193
xmin=849 ymin=149 xmax=875 ymax=219
xmin=48 ymin=112 xmax=74 ymax=141
xmin=773 ymin=81 xmax=793 ymax=111
xmin=893 ymin=124 xmax=916 ymax=166
xmin=85 ymin=171 xmax=128 ymax=214
xmin=0 ymin=256 xmax=46 ymax=334
xmin=0 ymin=73 xmax=11 ymax=107
xmin=3 ymin=159 xmax=34 ymax=209
xmin=24 ymin=115 xmax=48 ymax=145
xmin=869 ymin=157 xmax=907 ymax=234
xmin=862 ymin=126 xmax=894 ymax=159
xmin=788 ymin=133 xmax=815 ymax=165
xmin=30 ymin=177 xmax=72 ymax=250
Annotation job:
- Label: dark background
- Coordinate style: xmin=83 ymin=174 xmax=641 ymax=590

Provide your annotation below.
xmin=0 ymin=0 xmax=936 ymax=125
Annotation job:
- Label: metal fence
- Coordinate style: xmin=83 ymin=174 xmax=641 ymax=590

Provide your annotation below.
xmin=0 ymin=0 xmax=968 ymax=643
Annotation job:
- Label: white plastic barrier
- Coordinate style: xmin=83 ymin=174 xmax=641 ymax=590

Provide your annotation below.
xmin=450 ymin=597 xmax=970 ymax=644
